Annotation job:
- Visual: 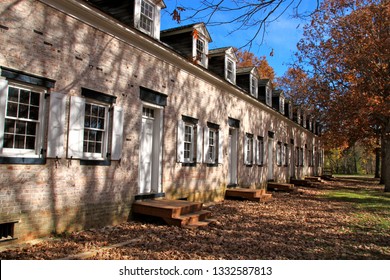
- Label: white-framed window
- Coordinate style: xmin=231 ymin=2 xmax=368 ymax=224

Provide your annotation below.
xmin=250 ymin=75 xmax=258 ymax=98
xmin=196 ymin=38 xmax=206 ymax=66
xmin=82 ymin=102 xmax=108 ymax=158
xmin=134 ymin=0 xmax=165 ymax=40
xmin=226 ymin=58 xmax=235 ymax=84
xmin=0 ymin=81 xmax=45 ymax=158
xmin=203 ymin=123 xmax=224 ymax=164
xmin=266 ymin=85 xmax=272 ymax=107
xmin=283 ymin=143 xmax=288 ymax=166
xmin=297 ymin=108 xmax=302 ymax=125
xmin=256 ymin=136 xmax=264 ymax=166
xmin=140 ymin=0 xmax=155 ymax=35
xmin=276 ymin=142 xmax=282 ymax=166
xmin=184 ymin=124 xmax=194 ymax=162
xmin=244 ymin=133 xmax=254 ymax=165
xmin=177 ymin=117 xmax=202 ymax=164
xmin=302 ymin=113 xmax=307 ymax=128
xmin=68 ymin=93 xmax=124 ymax=161
xmin=280 ymin=96 xmax=285 ymax=114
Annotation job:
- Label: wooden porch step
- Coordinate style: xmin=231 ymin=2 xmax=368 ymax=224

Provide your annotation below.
xmin=305 ymin=176 xmax=326 ymax=183
xmin=290 ymin=179 xmax=314 ymax=187
xmin=163 ymin=210 xmax=211 ymax=227
xmin=132 ymin=199 xmax=203 ymax=219
xmin=225 ymin=188 xmax=272 ymax=202
xmin=267 ymin=182 xmax=295 ymax=192
xmin=132 ymin=199 xmax=213 ymax=228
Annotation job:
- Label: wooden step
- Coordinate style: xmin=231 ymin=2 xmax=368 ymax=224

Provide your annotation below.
xmin=290 ymin=179 xmax=313 ymax=187
xmin=267 ymin=182 xmax=295 ymax=192
xmin=225 ymin=188 xmax=272 ymax=202
xmin=305 ymin=176 xmax=323 ymax=182
xmin=163 ymin=210 xmax=211 ymax=227
xmin=132 ymin=199 xmax=213 ymax=228
xmin=132 ymin=199 xmax=203 ymax=219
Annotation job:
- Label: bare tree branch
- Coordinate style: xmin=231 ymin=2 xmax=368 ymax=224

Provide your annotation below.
xmin=167 ymin=0 xmax=321 ymax=49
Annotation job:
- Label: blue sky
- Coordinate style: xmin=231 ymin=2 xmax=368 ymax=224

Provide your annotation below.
xmin=160 ymin=0 xmax=318 ymax=78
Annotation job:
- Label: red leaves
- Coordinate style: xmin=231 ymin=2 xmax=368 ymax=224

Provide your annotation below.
xmin=171 ymin=7 xmax=185 ymax=23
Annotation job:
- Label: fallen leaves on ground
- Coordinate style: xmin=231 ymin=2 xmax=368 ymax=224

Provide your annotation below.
xmin=1 ymin=178 xmax=389 ymax=260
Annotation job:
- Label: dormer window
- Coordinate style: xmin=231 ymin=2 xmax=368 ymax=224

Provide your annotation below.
xmin=250 ymin=76 xmax=258 ymax=98
xmin=196 ymin=38 xmax=207 ymax=66
xmin=140 ymin=0 xmax=154 ymax=34
xmin=280 ymin=96 xmax=285 ymax=115
xmin=134 ymin=0 xmax=166 ymax=40
xmin=161 ymin=23 xmax=211 ymax=69
xmin=266 ymin=85 xmax=272 ymax=107
xmin=226 ymin=59 xmax=235 ymax=84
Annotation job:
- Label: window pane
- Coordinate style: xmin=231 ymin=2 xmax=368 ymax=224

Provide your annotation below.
xmin=88 ymin=141 xmax=95 ymax=153
xmin=98 ymin=107 xmax=105 ymax=118
xmin=85 ymin=104 xmax=91 ymax=115
xmin=3 ymin=134 xmax=14 ymax=148
xmin=84 ymin=116 xmax=91 ymax=128
xmin=95 ymin=143 xmax=102 ymax=153
xmin=8 ymin=87 xmax=19 ymax=102
xmin=88 ymin=130 xmax=96 ymax=141
xmin=16 ymin=121 xmax=26 ymax=134
xmin=90 ymin=117 xmax=98 ymax=129
xmin=18 ymin=104 xmax=29 ymax=118
xmin=91 ymin=105 xmax=98 ymax=117
xmin=29 ymin=106 xmax=39 ymax=120
xmin=26 ymin=122 xmax=36 ymax=136
xmin=26 ymin=136 xmax=35 ymax=149
xmin=96 ymin=131 xmax=103 ymax=142
xmin=4 ymin=119 xmax=15 ymax=133
xmin=19 ymin=90 xmax=30 ymax=104
xmin=97 ymin=118 xmax=104 ymax=129
xmin=6 ymin=102 xmax=18 ymax=117
xmin=30 ymin=92 xmax=40 ymax=106
xmin=14 ymin=135 xmax=25 ymax=149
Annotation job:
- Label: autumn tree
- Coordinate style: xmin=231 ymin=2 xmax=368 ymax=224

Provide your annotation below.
xmin=292 ymin=0 xmax=389 ymax=191
xmin=235 ymin=48 xmax=276 ymax=82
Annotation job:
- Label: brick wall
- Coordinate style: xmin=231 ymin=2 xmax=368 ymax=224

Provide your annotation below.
xmin=0 ymin=0 xmax=321 ymax=244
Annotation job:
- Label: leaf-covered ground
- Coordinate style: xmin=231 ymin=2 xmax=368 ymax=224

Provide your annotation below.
xmin=1 ymin=177 xmax=389 ymax=260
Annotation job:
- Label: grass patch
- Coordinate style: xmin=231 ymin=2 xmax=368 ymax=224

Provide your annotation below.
xmin=324 ymin=188 xmax=390 ymax=232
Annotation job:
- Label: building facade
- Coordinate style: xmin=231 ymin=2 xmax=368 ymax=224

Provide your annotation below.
xmin=0 ymin=0 xmax=322 ymax=244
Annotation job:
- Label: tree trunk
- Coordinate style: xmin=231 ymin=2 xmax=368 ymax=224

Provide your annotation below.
xmin=380 ymin=131 xmax=385 ymax=184
xmin=375 ymin=147 xmax=380 ymax=178
xmin=383 ymin=119 xmax=390 ymax=192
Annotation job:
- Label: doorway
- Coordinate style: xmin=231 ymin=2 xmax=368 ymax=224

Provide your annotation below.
xmin=139 ymin=106 xmax=163 ymax=194
xmin=228 ymin=128 xmax=238 ymax=185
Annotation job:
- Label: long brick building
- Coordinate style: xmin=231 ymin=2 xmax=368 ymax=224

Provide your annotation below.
xmin=0 ymin=0 xmax=322 ymax=244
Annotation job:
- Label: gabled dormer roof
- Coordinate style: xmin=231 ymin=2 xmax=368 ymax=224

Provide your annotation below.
xmin=259 ymin=79 xmax=271 ymax=87
xmin=236 ymin=66 xmax=258 ymax=77
xmin=209 ymin=47 xmax=237 ymax=61
xmin=161 ymin=22 xmax=212 ymax=42
xmin=272 ymin=89 xmax=284 ymax=97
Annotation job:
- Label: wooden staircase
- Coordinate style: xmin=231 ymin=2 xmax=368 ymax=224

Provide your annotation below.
xmin=225 ymin=188 xmax=272 ymax=202
xmin=132 ymin=199 xmax=214 ymax=228
xmin=290 ymin=178 xmax=314 ymax=187
xmin=267 ymin=182 xmax=295 ymax=192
